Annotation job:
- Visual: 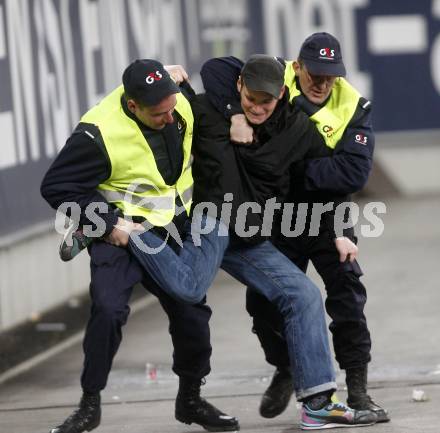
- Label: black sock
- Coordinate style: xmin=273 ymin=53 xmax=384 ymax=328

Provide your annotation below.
xmin=302 ymin=391 xmax=333 ymax=410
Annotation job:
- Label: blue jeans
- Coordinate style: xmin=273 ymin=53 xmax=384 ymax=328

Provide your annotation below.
xmin=222 ymin=238 xmax=336 ymax=399
xmin=128 ymin=214 xmax=336 ymax=399
xmin=128 ymin=213 xmax=229 ymax=304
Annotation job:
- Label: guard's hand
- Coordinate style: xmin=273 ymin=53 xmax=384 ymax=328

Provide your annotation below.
xmin=334 ymin=236 xmax=358 ymax=263
xmin=230 ymin=114 xmax=254 ymax=145
xmin=105 ymin=217 xmax=144 ymax=247
xmin=164 ymin=64 xmax=189 ymax=85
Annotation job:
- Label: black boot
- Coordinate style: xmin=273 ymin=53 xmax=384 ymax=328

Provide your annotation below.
xmin=346 ymin=366 xmax=390 ymax=423
xmin=259 ymin=367 xmax=294 ymax=418
xmin=50 ymin=392 xmax=101 ymax=433
xmin=175 ymin=378 xmax=240 ymax=432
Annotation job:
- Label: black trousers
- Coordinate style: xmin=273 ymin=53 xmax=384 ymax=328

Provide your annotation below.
xmin=246 ymin=228 xmax=371 ymax=371
xmin=81 ymin=241 xmax=212 ymax=393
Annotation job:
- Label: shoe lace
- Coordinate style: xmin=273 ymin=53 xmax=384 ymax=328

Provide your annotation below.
xmin=329 ymin=402 xmax=351 ymax=412
xmin=60 ymin=407 xmax=93 ymax=429
xmin=356 ymin=394 xmax=382 ymax=409
xmin=81 ymin=394 xmax=100 ymax=407
xmin=183 ymin=378 xmax=204 ymax=401
xmin=54 ymin=394 xmax=99 ymax=431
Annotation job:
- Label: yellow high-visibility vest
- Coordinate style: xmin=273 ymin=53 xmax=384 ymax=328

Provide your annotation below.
xmin=81 ymin=85 xmax=194 ymax=227
xmin=284 ymin=61 xmax=361 ymax=149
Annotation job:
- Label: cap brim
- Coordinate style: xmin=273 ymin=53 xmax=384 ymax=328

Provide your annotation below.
xmin=139 ymin=79 xmax=180 ymax=106
xmin=303 ymin=59 xmax=346 ymax=77
xmin=243 ymin=75 xmax=282 ymax=98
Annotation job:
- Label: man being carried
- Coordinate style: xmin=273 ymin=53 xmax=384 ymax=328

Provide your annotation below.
xmin=201 ymin=32 xmax=388 ymax=423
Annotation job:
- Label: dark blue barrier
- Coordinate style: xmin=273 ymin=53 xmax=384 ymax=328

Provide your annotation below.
xmin=0 ymin=0 xmax=438 ymax=236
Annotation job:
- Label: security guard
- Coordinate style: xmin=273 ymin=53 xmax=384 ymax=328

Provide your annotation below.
xmin=200 ymin=33 xmax=389 ymax=423
xmin=41 ymin=59 xmax=239 ymax=433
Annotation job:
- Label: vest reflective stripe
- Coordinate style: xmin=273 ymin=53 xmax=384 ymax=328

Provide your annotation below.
xmin=180 ymin=184 xmax=193 ymax=204
xmin=284 ymin=61 xmax=361 ymax=149
xmin=131 ymin=183 xmax=156 ymax=194
xmin=81 ymin=85 xmax=194 ymax=226
xmin=99 ymin=190 xmax=174 ymax=210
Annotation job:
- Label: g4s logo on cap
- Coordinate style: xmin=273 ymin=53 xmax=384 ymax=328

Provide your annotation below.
xmin=146 ymin=71 xmax=163 ymax=84
xmin=319 ymin=48 xmax=335 ymax=59
xmin=355 ymin=134 xmax=368 ymax=145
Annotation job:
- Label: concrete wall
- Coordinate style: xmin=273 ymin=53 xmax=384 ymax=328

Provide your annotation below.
xmin=0 ymin=228 xmax=90 ymax=331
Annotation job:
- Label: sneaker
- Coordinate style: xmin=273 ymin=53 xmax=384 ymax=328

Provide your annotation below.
xmin=259 ymin=367 xmax=294 ymax=418
xmin=301 ymin=401 xmax=377 ymax=430
xmin=59 ymin=224 xmax=92 ymax=262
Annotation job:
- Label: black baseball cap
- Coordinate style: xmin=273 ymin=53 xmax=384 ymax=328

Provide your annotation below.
xmin=299 ymin=32 xmax=346 ymax=77
xmin=122 ymin=59 xmax=180 ymax=106
xmin=241 ymin=54 xmax=285 ymax=98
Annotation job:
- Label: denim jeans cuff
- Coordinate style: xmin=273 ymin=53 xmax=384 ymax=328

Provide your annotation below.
xmin=297 ymin=381 xmax=337 ymax=401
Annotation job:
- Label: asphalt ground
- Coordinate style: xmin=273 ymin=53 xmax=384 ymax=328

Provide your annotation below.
xmin=0 ymin=196 xmax=439 ymax=433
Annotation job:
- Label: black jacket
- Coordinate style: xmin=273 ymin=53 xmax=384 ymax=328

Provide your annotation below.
xmin=190 ymin=94 xmax=331 ymax=242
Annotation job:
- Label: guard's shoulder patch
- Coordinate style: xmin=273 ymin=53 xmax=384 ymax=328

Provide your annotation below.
xmin=359 ymin=97 xmax=372 ymax=111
